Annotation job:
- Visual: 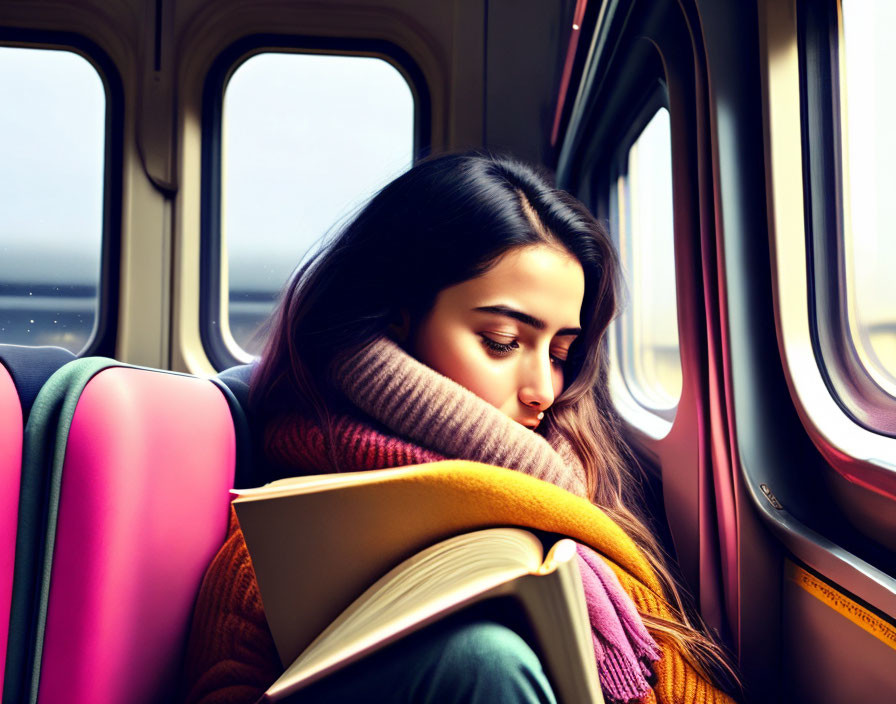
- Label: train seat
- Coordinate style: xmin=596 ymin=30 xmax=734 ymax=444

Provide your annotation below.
xmin=4 ymin=360 xmax=237 ymax=704
xmin=215 ymin=363 xmax=251 ymax=412
xmin=213 ymin=363 xmax=262 ymax=488
xmin=0 ymin=345 xmax=77 ymax=422
xmin=0 ymin=359 xmax=23 ymax=699
xmin=0 ymin=345 xmax=77 ymax=697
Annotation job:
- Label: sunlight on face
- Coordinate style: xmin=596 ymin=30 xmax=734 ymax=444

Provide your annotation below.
xmin=411 ymin=244 xmax=585 ymax=430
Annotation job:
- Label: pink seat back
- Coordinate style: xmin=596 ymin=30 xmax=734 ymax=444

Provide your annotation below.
xmin=35 ymin=367 xmax=235 ymax=704
xmin=0 ymin=364 xmax=24 ymax=694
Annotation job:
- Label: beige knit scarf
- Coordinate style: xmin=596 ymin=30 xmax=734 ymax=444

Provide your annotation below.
xmin=332 ymin=336 xmax=589 ymax=498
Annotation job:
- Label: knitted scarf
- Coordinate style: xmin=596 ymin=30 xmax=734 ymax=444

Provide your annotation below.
xmin=328 ymin=335 xmax=587 ymax=496
xmin=263 ymin=336 xmax=660 ymax=703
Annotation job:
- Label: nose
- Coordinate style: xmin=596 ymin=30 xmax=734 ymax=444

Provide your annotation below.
xmin=518 ymin=351 xmax=556 ymax=411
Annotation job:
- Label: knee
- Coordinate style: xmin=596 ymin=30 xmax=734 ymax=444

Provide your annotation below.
xmin=424 ymin=621 xmax=556 ymax=704
xmin=441 ymin=621 xmax=541 ymax=673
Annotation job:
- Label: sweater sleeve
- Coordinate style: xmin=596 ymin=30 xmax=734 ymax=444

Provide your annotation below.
xmin=182 ymin=507 xmax=282 ymax=704
xmin=612 ymin=572 xmax=739 ymax=704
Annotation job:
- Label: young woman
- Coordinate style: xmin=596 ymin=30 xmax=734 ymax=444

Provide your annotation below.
xmin=183 ymin=152 xmax=738 ymax=703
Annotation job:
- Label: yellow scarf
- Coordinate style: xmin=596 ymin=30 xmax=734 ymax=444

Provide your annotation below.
xmin=345 ymin=461 xmax=738 ymax=704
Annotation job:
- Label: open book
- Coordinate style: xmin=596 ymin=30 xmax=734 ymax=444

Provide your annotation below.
xmin=232 ymin=465 xmax=604 ymax=704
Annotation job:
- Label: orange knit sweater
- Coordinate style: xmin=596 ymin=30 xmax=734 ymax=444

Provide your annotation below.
xmin=182 ymin=508 xmax=280 ymax=704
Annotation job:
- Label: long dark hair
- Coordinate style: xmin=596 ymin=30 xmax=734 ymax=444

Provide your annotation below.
xmin=252 ymin=152 xmax=613 ymax=421
xmin=251 ymin=151 xmax=735 ymax=686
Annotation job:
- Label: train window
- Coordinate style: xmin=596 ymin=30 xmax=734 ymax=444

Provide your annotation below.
xmin=839 ymin=0 xmax=896 ymax=395
xmin=613 ymin=107 xmax=681 ymax=416
xmin=799 ymin=0 xmax=896 ymax=436
xmin=0 ymin=46 xmax=106 ymax=353
xmin=221 ymin=52 xmax=414 ymax=358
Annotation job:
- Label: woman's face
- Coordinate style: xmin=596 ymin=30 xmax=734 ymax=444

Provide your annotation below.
xmin=410 ymin=244 xmax=585 ymax=430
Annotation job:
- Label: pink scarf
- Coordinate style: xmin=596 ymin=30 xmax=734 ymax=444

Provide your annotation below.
xmin=577 ymin=545 xmax=662 ymax=701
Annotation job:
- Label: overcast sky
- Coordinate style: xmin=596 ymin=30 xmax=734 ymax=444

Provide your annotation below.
xmin=223 ymin=51 xmax=413 ymax=291
xmin=0 ymin=46 xmax=104 ymax=285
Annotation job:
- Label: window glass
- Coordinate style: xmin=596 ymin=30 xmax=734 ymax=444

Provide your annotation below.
xmin=840 ymin=0 xmax=896 ymax=395
xmin=0 ymin=46 xmax=105 ymax=353
xmin=615 ymin=108 xmax=681 ymax=411
xmin=223 ymin=52 xmax=415 ymax=356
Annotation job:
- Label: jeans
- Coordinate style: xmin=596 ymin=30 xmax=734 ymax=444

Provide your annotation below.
xmin=294 ymin=617 xmax=557 ymax=704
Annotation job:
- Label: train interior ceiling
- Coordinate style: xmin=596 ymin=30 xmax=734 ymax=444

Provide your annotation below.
xmin=1 ymin=0 xmax=895 ymax=702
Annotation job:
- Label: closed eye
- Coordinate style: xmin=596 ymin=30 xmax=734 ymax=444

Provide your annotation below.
xmin=480 ymin=334 xmax=518 ymax=357
xmin=480 ymin=334 xmax=567 ymax=367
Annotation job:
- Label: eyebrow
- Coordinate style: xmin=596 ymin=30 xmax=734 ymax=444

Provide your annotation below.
xmin=473 ymin=305 xmax=581 ymax=337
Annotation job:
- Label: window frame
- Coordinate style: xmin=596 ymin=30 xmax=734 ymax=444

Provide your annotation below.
xmin=608 ymin=85 xmax=680 ymax=424
xmin=199 ymin=34 xmax=431 ymax=370
xmin=797 ymin=0 xmax=896 ymax=437
xmin=555 ymin=0 xmax=730 ymax=631
xmin=762 ymin=0 xmax=896 ymax=508
xmin=0 ymin=29 xmax=123 ymax=357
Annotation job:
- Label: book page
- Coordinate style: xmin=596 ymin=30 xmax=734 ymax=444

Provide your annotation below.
xmin=268 ymin=528 xmax=543 ymax=697
xmin=234 ymin=463 xmax=602 ymax=704
xmin=235 ymin=477 xmax=544 ymax=665
xmin=232 ymin=466 xmax=426 ymax=500
xmin=265 ymin=535 xmax=603 ymax=704
xmin=513 ymin=540 xmax=604 ymax=704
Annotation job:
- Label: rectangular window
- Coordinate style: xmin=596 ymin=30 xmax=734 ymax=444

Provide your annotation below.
xmin=221 ymin=51 xmax=415 ymax=358
xmin=0 ymin=46 xmax=106 ymax=354
xmin=614 ymin=107 xmax=681 ymax=415
xmin=839 ymin=0 xmax=896 ymax=396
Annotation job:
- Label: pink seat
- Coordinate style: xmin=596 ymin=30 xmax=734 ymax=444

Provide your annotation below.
xmin=0 ymin=364 xmax=23 ymax=695
xmin=34 ymin=367 xmax=235 ymax=704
